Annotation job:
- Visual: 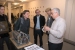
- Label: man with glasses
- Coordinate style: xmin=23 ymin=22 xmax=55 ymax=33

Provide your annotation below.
xmin=43 ymin=8 xmax=66 ymax=50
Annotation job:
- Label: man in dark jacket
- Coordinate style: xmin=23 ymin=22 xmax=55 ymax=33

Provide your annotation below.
xmin=33 ymin=9 xmax=45 ymax=47
xmin=45 ymin=8 xmax=54 ymax=50
xmin=0 ymin=5 xmax=11 ymax=50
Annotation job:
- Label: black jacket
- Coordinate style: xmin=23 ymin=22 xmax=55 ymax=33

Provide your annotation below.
xmin=14 ymin=17 xmax=30 ymax=34
xmin=46 ymin=16 xmax=54 ymax=27
xmin=46 ymin=16 xmax=54 ymax=35
xmin=0 ymin=14 xmax=11 ymax=38
xmin=33 ymin=14 xmax=45 ymax=34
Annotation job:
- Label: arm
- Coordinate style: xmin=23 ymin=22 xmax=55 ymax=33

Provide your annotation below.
xmin=50 ymin=20 xmax=66 ymax=38
xmin=27 ymin=19 xmax=30 ymax=34
xmin=14 ymin=18 xmax=21 ymax=30
xmin=42 ymin=16 xmax=45 ymax=28
xmin=43 ymin=16 xmax=45 ymax=26
xmin=5 ymin=15 xmax=11 ymax=32
xmin=33 ymin=16 xmax=35 ymax=25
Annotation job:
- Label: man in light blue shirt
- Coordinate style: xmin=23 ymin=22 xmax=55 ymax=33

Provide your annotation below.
xmin=36 ymin=15 xmax=40 ymax=29
xmin=33 ymin=9 xmax=45 ymax=48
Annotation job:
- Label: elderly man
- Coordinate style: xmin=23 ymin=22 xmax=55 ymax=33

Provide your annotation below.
xmin=44 ymin=8 xmax=66 ymax=50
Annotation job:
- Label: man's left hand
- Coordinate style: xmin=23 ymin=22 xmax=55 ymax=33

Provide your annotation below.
xmin=44 ymin=26 xmax=50 ymax=31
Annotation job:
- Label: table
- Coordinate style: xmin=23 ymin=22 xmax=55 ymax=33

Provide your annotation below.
xmin=10 ymin=38 xmax=32 ymax=50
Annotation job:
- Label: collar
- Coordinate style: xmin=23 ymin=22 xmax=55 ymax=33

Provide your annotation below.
xmin=48 ymin=16 xmax=51 ymax=18
xmin=55 ymin=16 xmax=60 ymax=21
xmin=37 ymin=15 xmax=40 ymax=17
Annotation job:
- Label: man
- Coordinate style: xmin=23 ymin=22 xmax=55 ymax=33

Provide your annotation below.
xmin=45 ymin=8 xmax=54 ymax=50
xmin=44 ymin=8 xmax=66 ymax=50
xmin=0 ymin=5 xmax=11 ymax=50
xmin=14 ymin=10 xmax=30 ymax=39
xmin=33 ymin=9 xmax=45 ymax=47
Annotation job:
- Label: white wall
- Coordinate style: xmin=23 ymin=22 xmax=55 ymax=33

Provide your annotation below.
xmin=26 ymin=0 xmax=66 ymax=28
xmin=65 ymin=0 xmax=75 ymax=42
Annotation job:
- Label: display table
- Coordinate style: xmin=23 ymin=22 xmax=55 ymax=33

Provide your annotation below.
xmin=10 ymin=38 xmax=32 ymax=50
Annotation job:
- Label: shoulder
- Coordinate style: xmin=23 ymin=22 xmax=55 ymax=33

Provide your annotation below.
xmin=16 ymin=17 xmax=21 ymax=22
xmin=33 ymin=15 xmax=37 ymax=19
xmin=51 ymin=16 xmax=54 ymax=19
xmin=60 ymin=17 xmax=65 ymax=22
xmin=18 ymin=17 xmax=22 ymax=20
xmin=40 ymin=15 xmax=45 ymax=19
xmin=59 ymin=17 xmax=66 ymax=25
xmin=40 ymin=15 xmax=45 ymax=18
xmin=40 ymin=14 xmax=44 ymax=17
xmin=3 ymin=14 xmax=8 ymax=18
xmin=27 ymin=18 xmax=30 ymax=20
xmin=3 ymin=14 xmax=7 ymax=16
xmin=34 ymin=15 xmax=37 ymax=18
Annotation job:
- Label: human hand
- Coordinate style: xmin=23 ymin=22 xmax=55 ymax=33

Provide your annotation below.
xmin=42 ymin=27 xmax=46 ymax=32
xmin=43 ymin=26 xmax=50 ymax=31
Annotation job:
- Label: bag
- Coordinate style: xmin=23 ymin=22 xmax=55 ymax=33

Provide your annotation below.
xmin=12 ymin=30 xmax=29 ymax=45
xmin=0 ymin=21 xmax=9 ymax=34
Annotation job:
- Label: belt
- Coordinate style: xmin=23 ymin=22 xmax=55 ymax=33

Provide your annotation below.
xmin=35 ymin=28 xmax=40 ymax=30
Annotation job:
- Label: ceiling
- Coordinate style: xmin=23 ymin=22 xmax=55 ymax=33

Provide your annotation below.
xmin=0 ymin=0 xmax=35 ymax=8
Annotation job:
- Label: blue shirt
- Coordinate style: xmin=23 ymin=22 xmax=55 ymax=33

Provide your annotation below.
xmin=35 ymin=16 xmax=40 ymax=29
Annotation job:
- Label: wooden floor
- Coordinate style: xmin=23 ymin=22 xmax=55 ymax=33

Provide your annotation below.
xmin=4 ymin=28 xmax=75 ymax=50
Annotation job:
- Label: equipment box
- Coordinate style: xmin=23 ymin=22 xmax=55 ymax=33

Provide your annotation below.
xmin=12 ymin=31 xmax=29 ymax=46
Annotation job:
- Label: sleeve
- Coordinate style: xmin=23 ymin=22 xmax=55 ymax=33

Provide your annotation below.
xmin=50 ymin=20 xmax=66 ymax=39
xmin=43 ymin=16 xmax=45 ymax=26
xmin=42 ymin=16 xmax=45 ymax=28
xmin=13 ymin=18 xmax=21 ymax=31
xmin=5 ymin=15 xmax=11 ymax=32
xmin=27 ymin=19 xmax=30 ymax=34
xmin=33 ymin=16 xmax=35 ymax=24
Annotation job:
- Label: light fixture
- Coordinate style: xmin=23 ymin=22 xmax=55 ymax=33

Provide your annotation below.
xmin=13 ymin=3 xmax=19 ymax=5
xmin=20 ymin=0 xmax=27 ymax=2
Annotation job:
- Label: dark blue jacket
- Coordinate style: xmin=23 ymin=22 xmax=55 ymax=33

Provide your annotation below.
xmin=14 ymin=17 xmax=30 ymax=34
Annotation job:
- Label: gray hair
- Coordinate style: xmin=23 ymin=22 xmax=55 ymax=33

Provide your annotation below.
xmin=52 ymin=8 xmax=60 ymax=15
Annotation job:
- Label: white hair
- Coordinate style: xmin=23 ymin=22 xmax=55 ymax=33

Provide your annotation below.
xmin=52 ymin=8 xmax=60 ymax=15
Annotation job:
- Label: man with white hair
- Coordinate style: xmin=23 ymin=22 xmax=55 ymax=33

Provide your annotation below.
xmin=43 ymin=8 xmax=66 ymax=50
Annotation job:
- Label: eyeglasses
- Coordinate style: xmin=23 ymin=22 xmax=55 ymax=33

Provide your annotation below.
xmin=51 ymin=12 xmax=57 ymax=15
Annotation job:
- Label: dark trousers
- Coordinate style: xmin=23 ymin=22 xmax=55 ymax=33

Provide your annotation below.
xmin=46 ymin=32 xmax=49 ymax=50
xmin=0 ymin=37 xmax=11 ymax=50
xmin=49 ymin=42 xmax=63 ymax=50
xmin=34 ymin=29 xmax=43 ymax=47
